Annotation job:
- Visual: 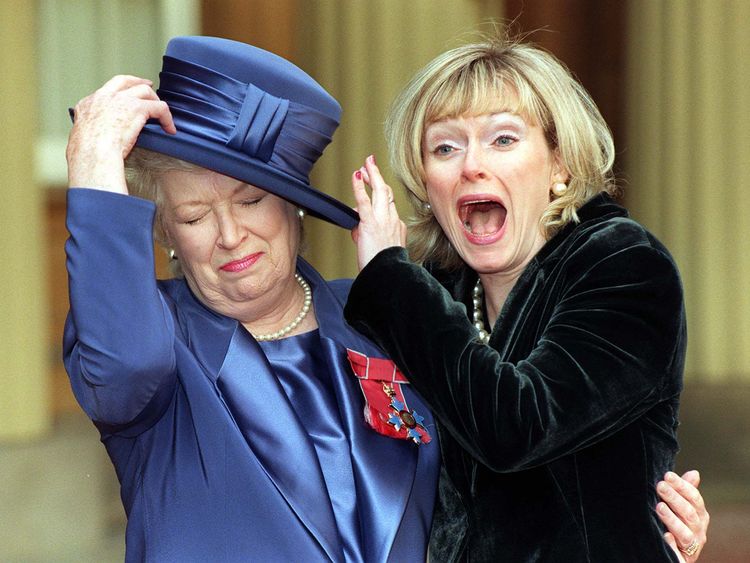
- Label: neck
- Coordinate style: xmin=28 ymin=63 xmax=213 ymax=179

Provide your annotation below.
xmin=477 ymin=271 xmax=520 ymax=326
xmin=241 ymin=273 xmax=315 ymax=340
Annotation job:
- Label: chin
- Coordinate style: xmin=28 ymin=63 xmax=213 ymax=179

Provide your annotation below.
xmin=460 ymin=259 xmax=502 ymax=277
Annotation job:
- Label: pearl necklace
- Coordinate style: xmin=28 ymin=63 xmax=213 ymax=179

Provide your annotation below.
xmin=472 ymin=279 xmax=491 ymax=344
xmin=252 ymin=273 xmax=312 ymax=342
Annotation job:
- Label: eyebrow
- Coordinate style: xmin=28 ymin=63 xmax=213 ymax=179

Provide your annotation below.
xmin=171 ymin=182 xmax=261 ymax=210
xmin=428 ymin=111 xmax=525 ymax=126
xmin=425 ymin=113 xmax=527 ymax=137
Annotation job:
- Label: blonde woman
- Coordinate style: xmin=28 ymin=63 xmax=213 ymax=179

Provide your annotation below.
xmin=347 ymin=35 xmax=708 ymax=562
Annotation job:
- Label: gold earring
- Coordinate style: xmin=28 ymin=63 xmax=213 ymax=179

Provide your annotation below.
xmin=552 ymin=183 xmax=568 ymax=197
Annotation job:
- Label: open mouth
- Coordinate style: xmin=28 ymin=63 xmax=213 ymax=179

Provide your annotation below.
xmin=459 ymin=199 xmax=507 ymax=237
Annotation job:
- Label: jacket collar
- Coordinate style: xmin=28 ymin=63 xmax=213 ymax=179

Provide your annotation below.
xmin=533 ymin=192 xmax=627 ymax=263
xmin=299 ymin=258 xmax=435 ymax=562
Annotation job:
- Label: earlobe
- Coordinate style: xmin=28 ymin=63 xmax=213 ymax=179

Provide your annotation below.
xmin=551 ymin=151 xmax=570 ymax=185
xmin=549 ymin=153 xmax=570 ymax=198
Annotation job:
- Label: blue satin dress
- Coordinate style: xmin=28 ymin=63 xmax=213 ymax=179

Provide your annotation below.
xmin=261 ymin=330 xmax=364 ymax=562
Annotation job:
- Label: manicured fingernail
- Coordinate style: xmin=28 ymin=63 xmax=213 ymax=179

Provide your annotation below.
xmin=355 ymin=170 xmax=362 ymax=180
xmin=666 ymin=471 xmax=678 ymax=483
xmin=657 ymin=482 xmax=669 ymax=494
xmin=368 ymin=154 xmax=376 ymax=165
xmin=657 ymin=503 xmax=668 ymax=514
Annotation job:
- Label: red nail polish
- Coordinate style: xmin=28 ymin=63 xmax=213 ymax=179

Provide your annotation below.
xmin=355 ymin=170 xmax=362 ymax=180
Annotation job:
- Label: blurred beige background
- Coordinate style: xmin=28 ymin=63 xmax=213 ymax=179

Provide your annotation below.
xmin=1 ymin=1 xmax=748 ymax=561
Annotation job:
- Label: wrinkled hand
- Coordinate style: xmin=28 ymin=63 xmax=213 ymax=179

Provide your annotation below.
xmin=66 ymin=75 xmax=176 ymax=194
xmin=350 ymin=155 xmax=407 ymax=270
xmin=657 ymin=470 xmax=709 ymax=561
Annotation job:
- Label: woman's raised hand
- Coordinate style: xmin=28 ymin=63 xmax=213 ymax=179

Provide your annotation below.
xmin=657 ymin=470 xmax=709 ymax=561
xmin=350 ymin=155 xmax=407 ymax=270
xmin=66 ymin=75 xmax=176 ymax=194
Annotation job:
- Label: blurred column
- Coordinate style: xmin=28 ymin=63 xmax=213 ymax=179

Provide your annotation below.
xmin=297 ymin=0 xmax=503 ymax=280
xmin=626 ymin=0 xmax=750 ymax=381
xmin=0 ymin=2 xmax=51 ymax=440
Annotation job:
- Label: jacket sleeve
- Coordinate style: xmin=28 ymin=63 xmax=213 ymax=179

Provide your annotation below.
xmin=344 ymin=235 xmax=686 ymax=472
xmin=63 ymin=188 xmax=177 ymax=432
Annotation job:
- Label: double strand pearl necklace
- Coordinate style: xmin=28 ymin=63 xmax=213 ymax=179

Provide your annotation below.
xmin=472 ymin=279 xmax=491 ymax=344
xmin=252 ymin=273 xmax=312 ymax=342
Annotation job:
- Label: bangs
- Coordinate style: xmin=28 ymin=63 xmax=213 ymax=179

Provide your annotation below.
xmin=424 ymin=60 xmax=549 ymax=129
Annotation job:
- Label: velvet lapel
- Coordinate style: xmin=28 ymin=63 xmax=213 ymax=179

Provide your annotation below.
xmin=298 ymin=259 xmax=430 ymax=562
xmin=172 ymin=281 xmax=341 ymax=561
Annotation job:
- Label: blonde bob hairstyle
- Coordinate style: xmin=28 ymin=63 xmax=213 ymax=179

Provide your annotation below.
xmin=124 ymin=147 xmax=306 ymax=277
xmin=386 ymin=35 xmax=617 ymax=270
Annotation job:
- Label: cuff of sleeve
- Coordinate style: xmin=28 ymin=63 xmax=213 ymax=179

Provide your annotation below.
xmin=66 ymin=188 xmax=156 ymax=239
xmin=65 ymin=188 xmax=159 ymax=280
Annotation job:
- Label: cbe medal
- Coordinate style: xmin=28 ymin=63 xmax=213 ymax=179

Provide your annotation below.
xmin=381 ymin=382 xmax=430 ymax=444
xmin=347 ymin=349 xmax=432 ymax=445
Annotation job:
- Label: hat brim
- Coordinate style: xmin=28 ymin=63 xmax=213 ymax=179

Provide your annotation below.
xmin=136 ymin=125 xmax=359 ymax=230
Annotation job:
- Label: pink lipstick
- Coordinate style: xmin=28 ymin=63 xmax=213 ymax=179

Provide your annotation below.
xmin=219 ymin=252 xmax=263 ymax=272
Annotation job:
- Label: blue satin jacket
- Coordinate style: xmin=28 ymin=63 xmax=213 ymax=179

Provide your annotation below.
xmin=63 ymin=189 xmax=439 ymax=562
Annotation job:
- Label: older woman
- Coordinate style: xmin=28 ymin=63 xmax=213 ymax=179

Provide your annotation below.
xmin=346 ymin=36 xmax=708 ymax=561
xmin=63 ymin=36 xmax=440 ymax=562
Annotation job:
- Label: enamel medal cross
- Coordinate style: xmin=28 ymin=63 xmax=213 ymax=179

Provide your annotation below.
xmin=382 ymin=383 xmax=429 ymax=444
xmin=347 ymin=349 xmax=432 ymax=445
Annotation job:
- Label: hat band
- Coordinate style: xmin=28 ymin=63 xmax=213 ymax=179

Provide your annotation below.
xmin=156 ymin=56 xmax=338 ymax=183
xmin=227 ymin=86 xmax=288 ymax=163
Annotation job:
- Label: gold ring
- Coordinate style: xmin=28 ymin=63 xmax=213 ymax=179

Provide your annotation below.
xmin=680 ymin=539 xmax=700 ymax=557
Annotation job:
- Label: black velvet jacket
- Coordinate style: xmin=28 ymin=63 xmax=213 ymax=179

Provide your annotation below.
xmin=344 ymin=194 xmax=686 ymax=562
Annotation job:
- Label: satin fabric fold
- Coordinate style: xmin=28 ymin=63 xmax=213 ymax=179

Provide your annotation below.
xmin=217 ymin=325 xmax=343 ymax=561
xmin=157 ymin=55 xmax=337 ymax=180
xmin=261 ymin=331 xmax=364 ymax=563
xmin=310 ymin=264 xmax=432 ymax=562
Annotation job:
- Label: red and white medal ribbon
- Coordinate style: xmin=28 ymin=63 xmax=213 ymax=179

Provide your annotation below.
xmin=347 ymin=349 xmax=431 ymax=445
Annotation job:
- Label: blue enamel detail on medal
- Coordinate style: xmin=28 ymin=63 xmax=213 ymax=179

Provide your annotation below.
xmin=383 ymin=382 xmax=430 ymax=445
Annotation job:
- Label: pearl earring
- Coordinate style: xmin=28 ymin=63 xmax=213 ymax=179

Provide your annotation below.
xmin=552 ymin=182 xmax=568 ymax=197
xmin=168 ymin=249 xmax=178 ymax=261
xmin=297 ymin=208 xmax=306 ymax=220
xmin=422 ymin=202 xmax=431 ymax=212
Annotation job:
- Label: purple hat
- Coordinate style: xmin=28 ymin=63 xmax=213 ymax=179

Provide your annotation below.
xmin=136 ymin=36 xmax=358 ymax=229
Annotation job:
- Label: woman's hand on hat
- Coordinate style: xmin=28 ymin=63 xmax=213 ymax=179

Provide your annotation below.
xmin=351 ymin=155 xmax=407 ymax=271
xmin=657 ymin=470 xmax=708 ymax=561
xmin=66 ymin=75 xmax=176 ymax=194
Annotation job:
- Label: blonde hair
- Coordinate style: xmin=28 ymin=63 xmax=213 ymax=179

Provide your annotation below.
xmin=386 ymin=34 xmax=617 ymax=270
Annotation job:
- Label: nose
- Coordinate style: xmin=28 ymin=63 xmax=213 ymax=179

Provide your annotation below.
xmin=216 ymin=208 xmax=246 ymax=250
xmin=461 ymin=143 xmax=488 ymax=182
